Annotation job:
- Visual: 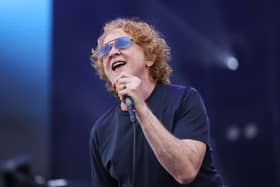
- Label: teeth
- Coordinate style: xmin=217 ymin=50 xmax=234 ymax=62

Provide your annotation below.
xmin=112 ymin=61 xmax=126 ymax=71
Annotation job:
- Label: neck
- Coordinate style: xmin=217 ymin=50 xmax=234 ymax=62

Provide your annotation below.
xmin=141 ymin=76 xmax=156 ymax=101
xmin=138 ymin=66 xmax=157 ymax=100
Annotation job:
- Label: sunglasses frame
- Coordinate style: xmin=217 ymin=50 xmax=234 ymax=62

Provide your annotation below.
xmin=97 ymin=36 xmax=133 ymax=59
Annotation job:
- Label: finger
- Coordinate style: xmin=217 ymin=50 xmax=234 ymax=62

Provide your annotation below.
xmin=118 ymin=89 xmax=131 ymax=99
xmin=115 ymin=82 xmax=127 ymax=93
xmin=114 ymin=72 xmax=129 ymax=84
xmin=115 ymin=77 xmax=130 ymax=91
xmin=115 ymin=72 xmax=133 ymax=84
xmin=119 ymin=94 xmax=124 ymax=102
xmin=118 ymin=89 xmax=127 ymax=102
xmin=117 ymin=76 xmax=132 ymax=86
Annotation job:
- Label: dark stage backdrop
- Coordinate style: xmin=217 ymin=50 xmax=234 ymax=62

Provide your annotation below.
xmin=0 ymin=1 xmax=51 ymax=186
xmin=52 ymin=0 xmax=279 ymax=187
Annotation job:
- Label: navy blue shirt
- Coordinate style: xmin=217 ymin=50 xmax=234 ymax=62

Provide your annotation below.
xmin=89 ymin=83 xmax=224 ymax=187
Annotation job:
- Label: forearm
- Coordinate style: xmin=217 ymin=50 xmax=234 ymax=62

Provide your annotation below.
xmin=135 ymin=103 xmax=204 ymax=184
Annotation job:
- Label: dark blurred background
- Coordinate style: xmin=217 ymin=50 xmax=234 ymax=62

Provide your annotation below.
xmin=0 ymin=0 xmax=279 ymax=187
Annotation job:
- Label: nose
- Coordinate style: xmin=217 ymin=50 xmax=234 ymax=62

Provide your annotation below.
xmin=108 ymin=44 xmax=121 ymax=58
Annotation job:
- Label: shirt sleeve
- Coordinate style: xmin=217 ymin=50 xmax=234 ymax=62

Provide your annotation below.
xmin=89 ymin=128 xmax=117 ymax=187
xmin=173 ymin=87 xmax=209 ymax=145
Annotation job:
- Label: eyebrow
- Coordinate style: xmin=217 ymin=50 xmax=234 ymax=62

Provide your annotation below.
xmin=103 ymin=36 xmax=122 ymax=45
xmin=103 ymin=36 xmax=131 ymax=45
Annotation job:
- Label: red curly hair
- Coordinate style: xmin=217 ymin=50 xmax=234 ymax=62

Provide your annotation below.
xmin=91 ymin=18 xmax=172 ymax=92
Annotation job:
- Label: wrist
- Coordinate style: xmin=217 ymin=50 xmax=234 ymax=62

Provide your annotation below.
xmin=135 ymin=102 xmax=150 ymax=121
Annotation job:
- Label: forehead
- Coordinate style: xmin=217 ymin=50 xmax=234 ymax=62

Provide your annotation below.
xmin=103 ymin=28 xmax=130 ymax=44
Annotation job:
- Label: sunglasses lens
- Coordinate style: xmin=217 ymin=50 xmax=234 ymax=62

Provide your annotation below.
xmin=97 ymin=36 xmax=132 ymax=59
xmin=115 ymin=37 xmax=131 ymax=49
xmin=97 ymin=43 xmax=110 ymax=58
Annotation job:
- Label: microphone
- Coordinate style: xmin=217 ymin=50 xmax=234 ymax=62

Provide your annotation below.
xmin=124 ymin=96 xmax=136 ymax=187
xmin=124 ymin=96 xmax=136 ymax=123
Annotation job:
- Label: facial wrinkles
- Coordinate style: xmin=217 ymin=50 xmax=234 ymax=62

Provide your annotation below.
xmin=102 ymin=29 xmax=148 ymax=82
xmin=102 ymin=39 xmax=125 ymax=81
xmin=104 ymin=45 xmax=123 ymax=76
xmin=102 ymin=31 xmax=129 ymax=67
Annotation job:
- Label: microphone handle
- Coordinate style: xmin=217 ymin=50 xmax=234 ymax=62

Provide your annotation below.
xmin=124 ymin=96 xmax=136 ymax=123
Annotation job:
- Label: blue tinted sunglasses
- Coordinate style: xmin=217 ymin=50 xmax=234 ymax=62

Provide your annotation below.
xmin=97 ymin=36 xmax=132 ymax=59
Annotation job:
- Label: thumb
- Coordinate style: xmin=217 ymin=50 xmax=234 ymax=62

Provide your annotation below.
xmin=120 ymin=100 xmax=128 ymax=111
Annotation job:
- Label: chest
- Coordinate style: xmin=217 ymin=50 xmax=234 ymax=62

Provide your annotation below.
xmin=99 ymin=107 xmax=177 ymax=182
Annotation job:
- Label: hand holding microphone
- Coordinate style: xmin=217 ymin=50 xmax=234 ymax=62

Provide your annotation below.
xmin=113 ymin=72 xmax=144 ymax=122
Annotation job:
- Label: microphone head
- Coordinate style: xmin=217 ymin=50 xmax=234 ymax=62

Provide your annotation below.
xmin=124 ymin=96 xmax=133 ymax=107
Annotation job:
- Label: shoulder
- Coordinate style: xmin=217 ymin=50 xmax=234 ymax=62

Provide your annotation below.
xmin=160 ymin=83 xmax=207 ymax=115
xmin=173 ymin=84 xmax=208 ymax=118
xmin=150 ymin=83 xmax=203 ymax=116
xmin=160 ymin=83 xmax=197 ymax=95
xmin=159 ymin=83 xmax=200 ymax=103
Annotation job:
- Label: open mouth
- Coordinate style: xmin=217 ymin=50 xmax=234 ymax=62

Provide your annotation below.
xmin=112 ymin=61 xmax=126 ymax=71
